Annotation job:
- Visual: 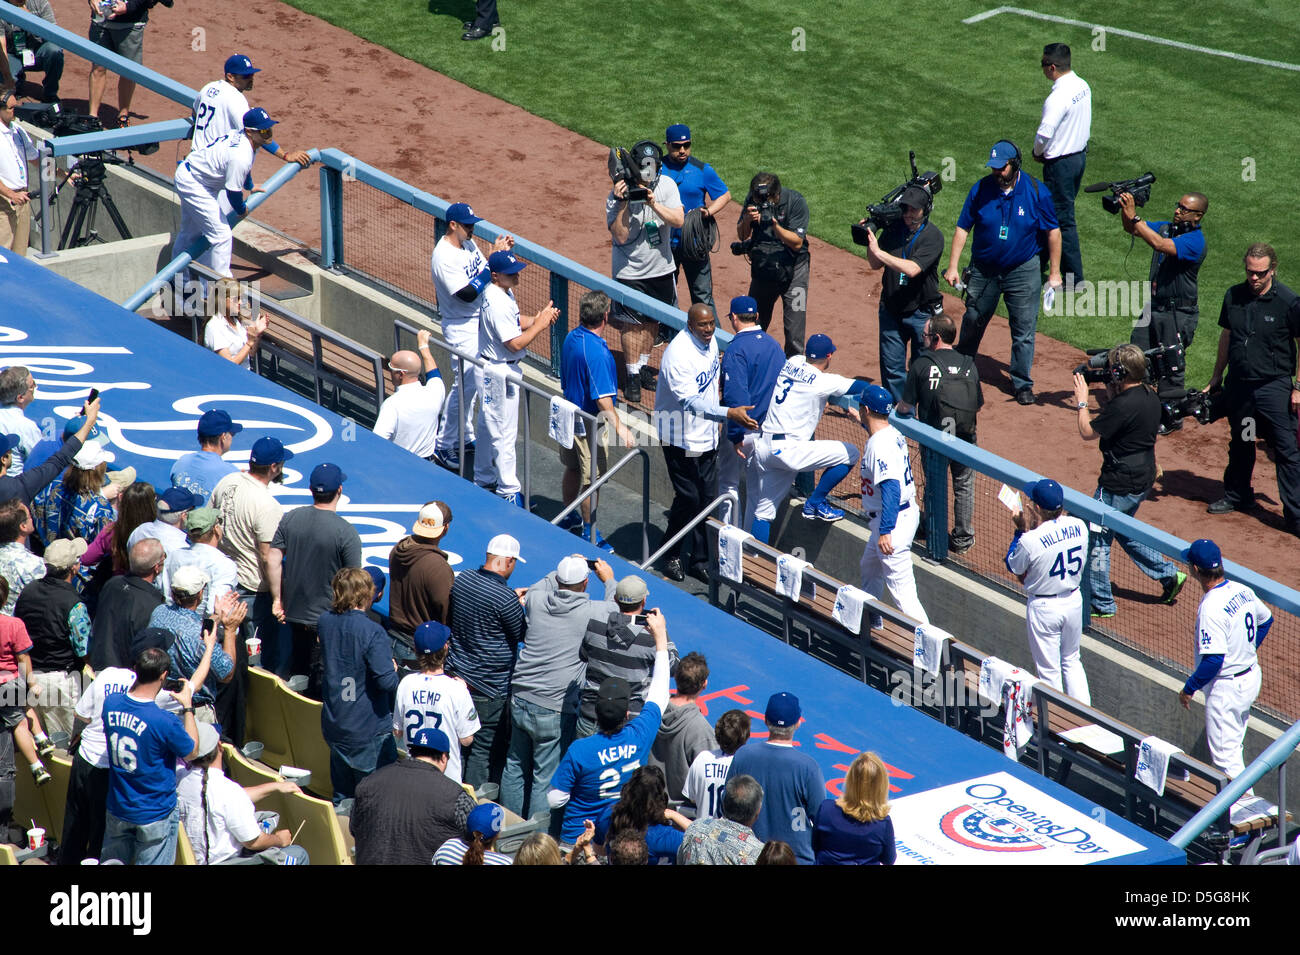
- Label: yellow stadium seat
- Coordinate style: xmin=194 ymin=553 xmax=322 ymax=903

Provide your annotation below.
xmin=175 ymin=825 xmax=197 ymax=865
xmin=245 ymin=667 xmax=295 ymax=771
xmin=14 ymin=757 xmax=54 ymax=844
xmin=277 ymin=681 xmax=334 ymax=801
xmin=222 ymin=743 xmax=282 ymax=789
xmin=0 ymin=844 xmax=18 ymax=865
xmin=42 ymin=754 xmax=73 ymax=846
xmin=258 ymin=788 xmax=351 ymax=866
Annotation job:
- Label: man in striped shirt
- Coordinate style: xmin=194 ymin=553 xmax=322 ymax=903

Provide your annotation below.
xmin=447 ymin=534 xmax=527 ymax=789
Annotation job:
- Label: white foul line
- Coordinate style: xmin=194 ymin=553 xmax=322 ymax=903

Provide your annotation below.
xmin=962 ymin=5 xmax=1300 ymax=72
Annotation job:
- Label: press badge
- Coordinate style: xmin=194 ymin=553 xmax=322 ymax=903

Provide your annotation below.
xmin=22 ymin=50 xmax=36 ymax=68
xmin=998 ymin=225 xmax=1009 ymax=241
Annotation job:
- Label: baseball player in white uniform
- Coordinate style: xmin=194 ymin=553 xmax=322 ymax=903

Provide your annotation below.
xmin=745 ymin=333 xmax=867 ymax=543
xmin=430 ymin=201 xmax=513 ymax=470
xmin=1179 ymin=538 xmax=1269 ymax=788
xmin=474 ymin=250 xmax=559 ymax=504
xmin=192 ymin=55 xmax=311 ymax=163
xmin=1004 ymin=478 xmax=1090 ymax=702
xmin=393 ymin=622 xmax=481 ymax=785
xmin=859 ymin=384 xmax=929 ymax=626
xmin=172 ymin=108 xmax=278 ymax=278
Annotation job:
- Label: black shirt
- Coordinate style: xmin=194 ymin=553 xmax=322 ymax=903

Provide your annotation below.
xmin=879 ymin=221 xmax=944 ymax=315
xmin=739 ymin=188 xmax=811 ymax=267
xmin=1218 ymin=280 xmax=1300 ymax=383
xmin=351 ymin=758 xmax=476 ymax=866
xmin=901 ymin=348 xmax=983 ymax=436
xmin=1148 ymin=222 xmax=1205 ymax=307
xmin=1092 ymin=383 xmax=1161 ymax=494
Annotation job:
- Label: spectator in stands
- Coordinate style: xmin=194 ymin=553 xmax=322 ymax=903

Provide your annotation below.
xmin=548 ymin=609 xmax=671 ymax=845
xmin=677 ymin=773 xmax=766 ymax=865
xmin=99 ymin=649 xmax=201 ymax=866
xmin=319 ymin=567 xmax=399 ymax=803
xmin=162 ymin=508 xmax=237 ymax=615
xmin=813 ymin=750 xmax=896 ymax=865
xmin=755 ymin=840 xmax=797 ymax=865
xmin=682 ymin=708 xmax=751 ymax=818
xmin=15 ymin=538 xmax=90 ymax=738
xmin=0 ymin=498 xmax=43 ymax=615
xmin=1 ymin=1 xmax=63 ymax=104
xmin=0 ymin=392 xmax=100 ymax=508
xmin=728 ymin=691 xmax=825 ymax=865
xmin=79 ymin=480 xmax=155 ymax=582
xmin=30 ymin=443 xmax=118 ymax=588
xmin=150 ymin=567 xmax=243 ymax=724
xmin=351 ymin=726 xmax=477 ymax=865
xmin=210 ymin=436 xmax=291 ymax=676
xmin=177 ymin=723 xmax=306 ymax=865
xmin=576 ymin=575 xmax=679 ymax=738
xmin=0 ymin=577 xmax=55 ymax=788
xmin=502 ymin=554 xmax=615 ymax=822
xmin=171 ymin=410 xmax=242 ymax=500
xmin=61 ymin=640 xmax=206 ymax=865
xmin=599 ymin=764 xmax=690 ymax=864
xmin=433 ymin=801 xmax=513 ymax=865
xmin=362 ymin=565 xmax=388 ymax=632
xmin=513 ymin=831 xmax=564 ymax=866
xmin=606 ymin=828 xmax=650 ymax=866
xmin=204 ymin=279 xmax=268 ymax=370
xmin=127 ymin=486 xmax=198 ymax=556
xmin=375 ymin=329 xmax=444 ymax=461
xmin=387 ymin=500 xmax=454 ymax=636
xmin=88 ymin=538 xmax=165 ymax=672
xmin=649 ymin=651 xmax=713 ymax=804
xmin=393 ymin=621 xmax=478 ymax=783
xmin=447 ymin=533 xmax=527 ymax=790
xmin=269 ymin=462 xmax=362 ymax=694
xmin=0 ymin=366 xmax=40 ymax=476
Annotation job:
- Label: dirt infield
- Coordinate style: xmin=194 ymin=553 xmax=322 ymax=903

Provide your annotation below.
xmin=38 ymin=3 xmax=1296 ymax=672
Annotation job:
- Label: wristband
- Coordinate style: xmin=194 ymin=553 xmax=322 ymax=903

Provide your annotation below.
xmin=183 ymin=707 xmax=195 ymax=714
xmin=1076 ymin=401 xmax=1088 ymax=410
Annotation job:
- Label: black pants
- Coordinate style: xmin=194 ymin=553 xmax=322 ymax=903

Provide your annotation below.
xmin=662 ymin=445 xmax=718 ymax=567
xmin=59 ymin=756 xmax=110 ymax=865
xmin=673 ymin=246 xmax=715 ymax=311
xmin=1223 ymin=376 xmax=1300 ymax=528
xmin=749 ymin=256 xmax=809 ymax=357
xmin=472 ymin=0 xmax=498 ymax=28
xmin=1131 ymin=306 xmax=1198 ymax=395
xmin=1042 ymin=150 xmax=1086 ymax=284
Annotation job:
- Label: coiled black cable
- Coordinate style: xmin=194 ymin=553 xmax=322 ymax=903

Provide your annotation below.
xmin=677 ymin=207 xmax=719 ymax=262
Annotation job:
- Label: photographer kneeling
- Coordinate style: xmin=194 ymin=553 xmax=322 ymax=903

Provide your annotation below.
xmin=735 ymin=173 xmax=809 ymax=357
xmin=1072 ymin=344 xmax=1186 ymax=619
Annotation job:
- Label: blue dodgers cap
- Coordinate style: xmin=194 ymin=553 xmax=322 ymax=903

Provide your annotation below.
xmin=197 ymin=409 xmax=243 ymax=438
xmin=487 ymin=250 xmax=526 ymax=275
xmin=242 ymin=107 xmax=278 ymax=130
xmin=249 ymin=436 xmax=293 ymax=465
xmin=414 ymin=620 xmax=451 ymax=654
xmin=1028 ymin=478 xmax=1064 ymax=510
xmin=665 ymin=124 xmax=691 ymax=143
xmin=224 ymin=54 xmax=261 ymax=76
xmin=1185 ymin=538 xmax=1222 ymax=572
xmin=0 ymin=433 xmax=19 ymax=457
xmin=62 ymin=416 xmax=101 ymax=441
xmin=862 ymin=384 xmax=894 ymax=415
xmin=411 ymin=727 xmax=451 ymax=753
xmin=986 ymin=140 xmax=1019 ymax=169
xmin=467 ymin=802 xmax=505 ymax=839
xmin=157 ymin=487 xmax=203 ymax=513
xmin=729 ymin=296 xmax=758 ymax=317
xmin=309 ymin=462 xmax=346 ymax=494
xmin=765 ymin=691 xmax=801 ymax=728
xmin=445 ymin=202 xmax=482 ymax=225
xmin=364 ymin=565 xmax=386 ymax=595
xmin=805 ymin=333 xmax=837 ymax=360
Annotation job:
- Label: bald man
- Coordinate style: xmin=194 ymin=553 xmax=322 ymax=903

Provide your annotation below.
xmin=374 ymin=329 xmax=446 ymax=460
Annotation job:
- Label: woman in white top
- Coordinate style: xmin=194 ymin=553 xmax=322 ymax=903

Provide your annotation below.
xmin=203 ymin=279 xmax=268 ymax=370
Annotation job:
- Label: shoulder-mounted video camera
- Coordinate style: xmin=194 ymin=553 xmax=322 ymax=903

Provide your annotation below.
xmin=608 ymin=140 xmax=662 ymax=203
xmin=1084 ymin=172 xmax=1155 ymax=214
xmin=851 ymin=151 xmax=942 ymax=245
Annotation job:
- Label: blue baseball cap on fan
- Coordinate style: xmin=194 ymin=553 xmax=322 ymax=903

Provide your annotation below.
xmin=488 ymin=251 xmax=526 ymax=274
xmin=249 ymin=436 xmax=293 ymax=465
xmin=665 ymin=124 xmax=691 ymax=143
xmin=242 ymin=107 xmax=278 ymax=130
xmin=411 ymin=727 xmax=450 ymax=753
xmin=224 ymin=54 xmax=261 ymax=76
xmin=446 ymin=202 xmax=482 ymax=225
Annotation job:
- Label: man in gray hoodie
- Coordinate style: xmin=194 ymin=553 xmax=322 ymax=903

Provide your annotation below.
xmin=500 ymin=554 xmax=615 ymax=823
xmin=649 ymin=651 xmax=715 ymax=806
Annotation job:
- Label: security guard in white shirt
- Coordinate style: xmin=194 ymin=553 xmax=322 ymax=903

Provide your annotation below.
xmin=1032 ymin=42 xmax=1091 ymax=284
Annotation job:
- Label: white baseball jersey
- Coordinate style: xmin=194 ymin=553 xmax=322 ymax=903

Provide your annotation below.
xmin=183 ymin=129 xmax=255 ymax=194
xmin=192 ymin=80 xmax=250 ymax=151
xmin=1035 ymin=71 xmax=1091 ymax=157
xmin=682 ymin=748 xmax=735 ymax=818
xmin=431 ymin=237 xmax=490 ymax=324
xmin=74 ymin=669 xmax=182 ymax=769
xmin=654 ymin=329 xmax=722 ymax=452
xmin=860 ymin=425 xmax=916 ymax=515
xmin=393 ymin=672 xmax=481 ymax=784
xmin=763 ymin=356 xmax=856 ymax=440
xmin=479 ymin=283 xmax=523 ymax=363
xmin=1196 ymin=581 xmax=1269 ymax=676
xmin=1006 ymin=516 xmax=1088 ymax=596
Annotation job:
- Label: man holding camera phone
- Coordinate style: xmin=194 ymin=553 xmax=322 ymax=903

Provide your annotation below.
xmin=1072 ymin=344 xmax=1186 ymax=619
xmin=736 ymin=172 xmax=810 ymax=358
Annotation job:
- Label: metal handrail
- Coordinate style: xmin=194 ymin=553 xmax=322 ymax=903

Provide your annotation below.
xmin=639 ymin=491 xmax=738 ymax=571
xmin=552 ymin=447 xmax=652 ymax=564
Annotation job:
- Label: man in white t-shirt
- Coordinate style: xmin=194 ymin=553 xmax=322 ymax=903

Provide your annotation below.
xmin=682 ymin=708 xmax=751 ymax=819
xmin=1033 ymin=42 xmax=1091 ymax=285
xmin=473 ymin=250 xmax=558 ymax=504
xmin=375 ymin=328 xmax=445 ymax=461
xmin=393 ymin=621 xmax=479 ymax=784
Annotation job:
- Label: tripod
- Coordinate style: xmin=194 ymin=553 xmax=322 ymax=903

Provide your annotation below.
xmin=58 ymin=157 xmax=132 ymax=249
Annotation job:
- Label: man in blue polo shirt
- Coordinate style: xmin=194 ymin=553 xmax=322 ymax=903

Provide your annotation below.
xmin=100 ymin=647 xmax=201 ymax=865
xmin=171 ymin=409 xmax=242 ymax=499
xmin=945 ymin=140 xmax=1062 ymax=406
xmin=662 ymin=124 xmax=731 ymax=315
xmin=558 ymin=291 xmax=634 ymax=550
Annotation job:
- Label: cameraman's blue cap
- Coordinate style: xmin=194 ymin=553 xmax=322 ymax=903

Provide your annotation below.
xmin=805 ymin=334 xmax=836 ymax=360
xmin=1185 ymin=538 xmax=1222 ymax=572
xmin=665 ymin=124 xmax=691 ymax=143
xmin=446 ymin=202 xmax=482 ymax=225
xmin=765 ymin=692 xmax=801 ymax=728
xmin=224 ymin=54 xmax=260 ymax=76
xmin=249 ymin=436 xmax=293 ymax=465
xmin=986 ymin=140 xmax=1018 ymax=169
xmin=487 ymin=250 xmax=526 ymax=275
xmin=242 ymin=107 xmax=278 ymax=130
xmin=414 ymin=621 xmax=451 ymax=654
xmin=862 ymin=384 xmax=894 ymax=415
xmin=1028 ymin=479 xmax=1064 ymax=510
xmin=729 ymin=296 xmax=757 ymax=317
xmin=411 ymin=727 xmax=450 ymax=753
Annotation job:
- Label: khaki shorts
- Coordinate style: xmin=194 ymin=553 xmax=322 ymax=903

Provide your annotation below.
xmin=559 ymin=427 xmax=611 ymax=487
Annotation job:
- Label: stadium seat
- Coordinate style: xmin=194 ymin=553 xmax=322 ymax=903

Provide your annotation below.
xmin=42 ymin=754 xmax=74 ymax=845
xmin=258 ymin=788 xmax=351 ymax=865
xmin=276 ymin=681 xmax=334 ymax=801
xmin=245 ymin=667 xmax=295 ymax=771
xmin=222 ymin=743 xmax=282 ymax=788
xmin=14 ymin=755 xmax=55 ymax=845
xmin=0 ymin=844 xmax=18 ymax=865
xmin=175 ymin=825 xmax=197 ymax=866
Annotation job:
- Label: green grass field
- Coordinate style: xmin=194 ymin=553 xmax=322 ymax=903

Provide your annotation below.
xmin=283 ymin=0 xmax=1300 ymax=383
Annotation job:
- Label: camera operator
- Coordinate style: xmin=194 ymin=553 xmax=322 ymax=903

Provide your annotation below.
xmin=1 ymin=0 xmax=63 ymax=104
xmin=736 ymin=172 xmax=809 ymax=358
xmin=1072 ymin=344 xmax=1186 ymax=617
xmin=862 ymin=185 xmax=944 ymax=401
xmin=1205 ymin=243 xmax=1300 ymax=536
xmin=1122 ymin=190 xmax=1208 ymax=422
xmin=0 ymin=87 xmax=37 ymax=252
